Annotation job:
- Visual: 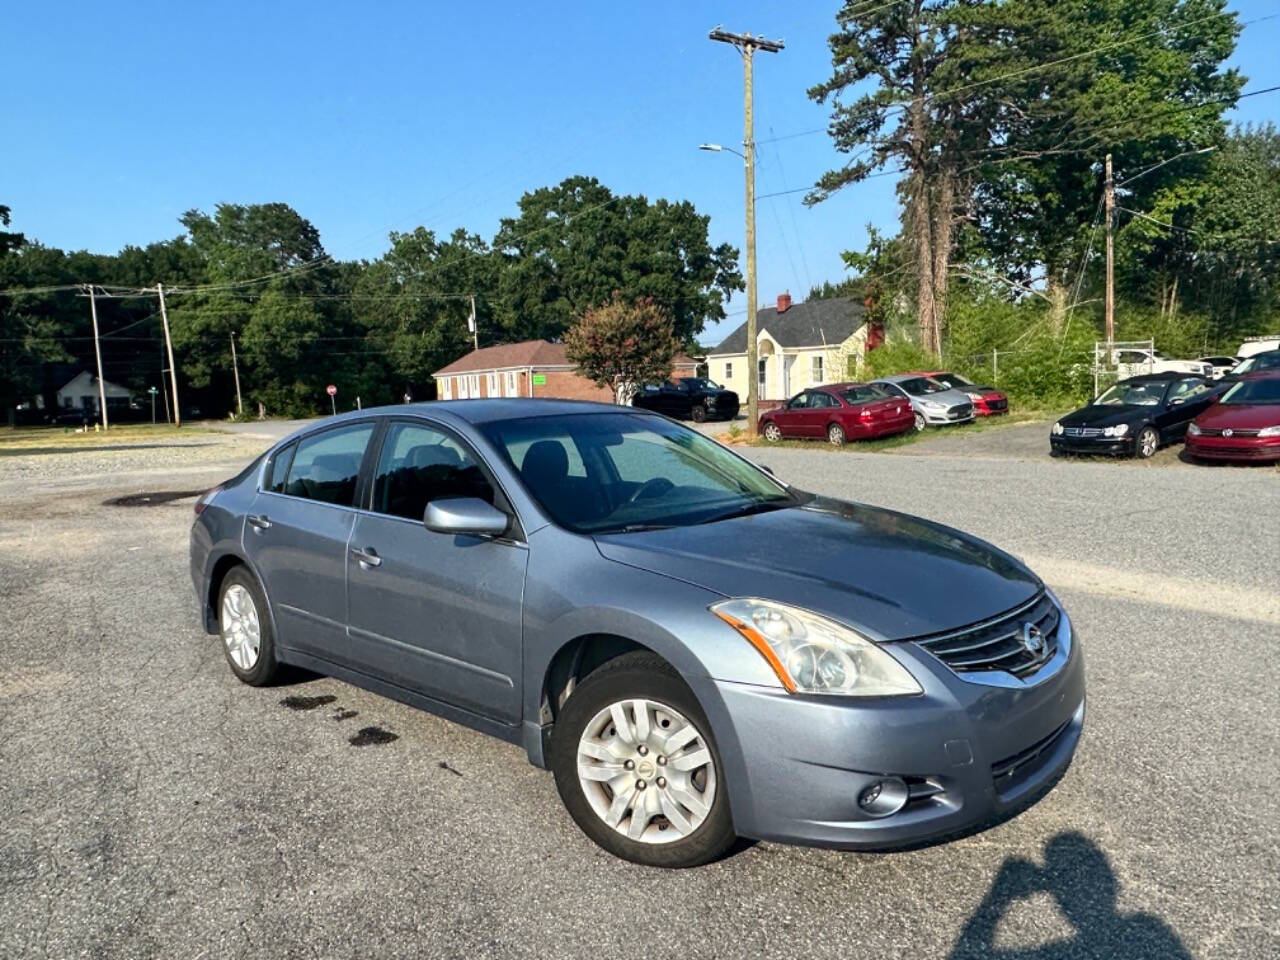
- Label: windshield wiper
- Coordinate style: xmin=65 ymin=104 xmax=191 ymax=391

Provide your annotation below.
xmin=697 ymin=499 xmax=791 ymax=525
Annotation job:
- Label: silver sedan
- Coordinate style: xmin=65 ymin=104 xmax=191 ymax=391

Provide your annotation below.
xmin=871 ymin=374 xmax=976 ymax=429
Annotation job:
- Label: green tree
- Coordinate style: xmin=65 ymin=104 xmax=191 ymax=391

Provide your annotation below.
xmin=564 ymin=296 xmax=682 ymax=404
xmin=494 ymin=176 xmax=741 ymax=344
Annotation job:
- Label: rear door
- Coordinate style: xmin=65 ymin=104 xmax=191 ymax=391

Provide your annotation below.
xmin=243 ymin=421 xmax=377 ymax=661
xmin=345 ymin=419 xmax=528 ymax=722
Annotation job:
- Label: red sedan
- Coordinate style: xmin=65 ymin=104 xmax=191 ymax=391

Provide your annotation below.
xmin=1185 ymin=373 xmax=1280 ymax=462
xmin=919 ymin=370 xmax=1009 ymax=416
xmin=759 ymin=382 xmax=916 ymax=446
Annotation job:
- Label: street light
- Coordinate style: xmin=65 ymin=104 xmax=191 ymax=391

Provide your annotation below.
xmin=699 ymin=143 xmax=746 ymax=160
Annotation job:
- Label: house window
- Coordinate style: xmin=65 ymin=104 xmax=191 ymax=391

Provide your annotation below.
xmin=504 ymin=371 xmax=518 ymax=397
xmin=441 ymin=378 xmax=453 ymax=400
xmin=758 ymin=358 xmax=767 ymax=395
xmin=725 ymin=361 xmax=733 ymax=380
xmin=457 ymin=376 xmax=470 ymax=399
xmin=468 ymin=374 xmax=480 ymax=397
xmin=811 ymin=355 xmax=823 ymax=384
xmin=486 ymin=372 xmax=500 ymax=396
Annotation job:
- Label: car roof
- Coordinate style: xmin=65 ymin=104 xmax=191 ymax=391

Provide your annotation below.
xmin=812 ymin=381 xmax=873 ymax=391
xmin=874 ymin=373 xmax=933 ymax=383
xmin=1118 ymin=372 xmax=1192 ymax=382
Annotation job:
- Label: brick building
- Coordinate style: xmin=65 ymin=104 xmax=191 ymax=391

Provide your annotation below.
xmin=433 ymin=340 xmax=699 ymax=403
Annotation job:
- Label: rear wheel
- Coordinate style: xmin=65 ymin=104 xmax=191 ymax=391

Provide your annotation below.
xmin=1135 ymin=426 xmax=1159 ymax=459
xmin=914 ymin=411 xmax=926 ymax=432
xmin=827 ymin=423 xmax=846 ymax=446
xmin=550 ymin=652 xmax=736 ymax=868
xmin=762 ymin=421 xmax=782 ymax=442
xmin=218 ymin=567 xmax=280 ymax=686
xmin=691 ymin=404 xmax=708 ymax=423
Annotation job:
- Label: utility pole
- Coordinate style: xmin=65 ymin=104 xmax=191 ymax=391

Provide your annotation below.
xmin=160 ymin=342 xmax=171 ymax=424
xmin=1104 ymin=153 xmax=1115 ymax=364
xmin=156 ymin=282 xmax=181 ymax=427
xmin=709 ymin=27 xmax=784 ymax=438
xmin=84 ymin=285 xmax=109 ymax=430
xmin=230 ymin=331 xmax=243 ymax=416
xmin=468 ymin=295 xmax=478 ymax=351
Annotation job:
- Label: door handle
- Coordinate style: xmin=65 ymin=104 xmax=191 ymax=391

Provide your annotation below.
xmin=247 ymin=514 xmax=272 ymax=530
xmin=351 ymin=547 xmax=382 ymax=568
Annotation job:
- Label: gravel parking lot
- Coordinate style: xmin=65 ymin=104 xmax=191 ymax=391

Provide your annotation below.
xmin=2 ymin=426 xmax=1276 ymax=959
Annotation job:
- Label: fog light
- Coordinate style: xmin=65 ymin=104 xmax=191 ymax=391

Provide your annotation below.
xmin=858 ymin=777 xmax=909 ymax=818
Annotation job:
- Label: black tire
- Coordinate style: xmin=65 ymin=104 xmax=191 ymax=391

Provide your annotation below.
xmin=218 ymin=566 xmax=281 ymax=686
xmin=1134 ymin=426 xmax=1159 ymax=459
xmin=914 ymin=411 xmax=927 ymax=432
xmin=827 ymin=422 xmax=846 ymax=446
xmin=691 ymin=404 xmax=708 ymax=423
xmin=550 ymin=651 xmax=737 ymax=868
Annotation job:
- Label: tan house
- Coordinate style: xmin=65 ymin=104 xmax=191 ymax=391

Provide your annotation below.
xmin=433 ymin=339 xmax=699 ymax=403
xmin=707 ymin=294 xmax=877 ymax=401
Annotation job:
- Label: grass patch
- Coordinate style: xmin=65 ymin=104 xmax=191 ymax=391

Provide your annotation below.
xmin=0 ymin=423 xmax=217 ymax=453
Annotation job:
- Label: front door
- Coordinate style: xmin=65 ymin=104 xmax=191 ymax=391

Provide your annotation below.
xmin=1158 ymin=377 xmax=1215 ymax=440
xmin=345 ymin=420 xmax=527 ymax=722
xmin=243 ymin=421 xmax=376 ymax=660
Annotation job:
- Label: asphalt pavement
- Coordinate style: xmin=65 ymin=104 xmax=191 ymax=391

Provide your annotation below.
xmin=1 ymin=428 xmax=1276 ymax=959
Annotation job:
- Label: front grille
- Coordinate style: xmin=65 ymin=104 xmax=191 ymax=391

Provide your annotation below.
xmin=947 ymin=403 xmax=974 ymax=420
xmin=1197 ymin=427 xmax=1258 ymax=438
xmin=912 ymin=593 xmax=1059 ymax=679
xmin=992 ymin=718 xmax=1071 ymax=789
xmin=989 ymin=398 xmax=1007 ymax=410
xmin=1062 ymin=426 xmax=1104 ymax=438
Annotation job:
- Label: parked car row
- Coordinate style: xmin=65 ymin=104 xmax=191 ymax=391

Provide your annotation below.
xmin=1051 ymin=364 xmax=1280 ymax=462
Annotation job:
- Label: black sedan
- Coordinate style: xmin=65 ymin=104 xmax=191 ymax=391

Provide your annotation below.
xmin=631 ymin=378 xmax=740 ymax=423
xmin=1050 ymin=372 xmax=1220 ymax=459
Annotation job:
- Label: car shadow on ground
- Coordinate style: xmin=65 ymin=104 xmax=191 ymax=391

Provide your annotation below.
xmin=1177 ymin=448 xmax=1278 ymax=468
xmin=0 ymin=442 xmax=217 ymax=457
xmin=947 ymin=832 xmax=1191 ymax=959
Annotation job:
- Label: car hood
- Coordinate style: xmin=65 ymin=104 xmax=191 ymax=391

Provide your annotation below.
xmin=705 ymin=388 xmax=738 ymax=401
xmin=1059 ymin=404 xmax=1151 ymax=428
xmin=593 ymin=497 xmax=1041 ymax=641
xmin=1195 ymin=403 xmax=1280 ymax=430
xmin=903 ymin=387 xmax=972 ymax=408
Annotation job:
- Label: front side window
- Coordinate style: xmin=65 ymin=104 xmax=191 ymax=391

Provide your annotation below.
xmin=371 ymin=422 xmax=496 ymax=521
xmin=284 ymin=423 xmax=375 ymax=506
xmin=787 ymin=392 xmax=810 ymax=410
xmin=481 ymin=413 xmax=796 ymax=534
xmin=1168 ymin=378 xmax=1207 ymax=401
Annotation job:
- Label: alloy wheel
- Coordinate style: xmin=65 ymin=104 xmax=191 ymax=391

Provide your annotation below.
xmin=763 ymin=422 xmax=781 ymax=442
xmin=576 ymin=699 xmax=717 ymax=844
xmin=1138 ymin=427 xmax=1158 ymax=458
xmin=828 ymin=424 xmax=845 ymax=446
xmin=221 ymin=584 xmax=261 ymax=670
xmin=914 ymin=412 xmax=926 ymax=431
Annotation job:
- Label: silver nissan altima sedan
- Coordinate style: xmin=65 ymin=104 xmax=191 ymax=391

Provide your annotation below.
xmin=190 ymin=399 xmax=1085 ymax=867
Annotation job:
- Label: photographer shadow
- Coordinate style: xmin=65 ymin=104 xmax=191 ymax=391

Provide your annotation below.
xmin=948 ymin=832 xmax=1190 ymax=959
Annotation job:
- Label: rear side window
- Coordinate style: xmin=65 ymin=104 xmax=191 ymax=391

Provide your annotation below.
xmin=266 ymin=443 xmax=296 ymax=493
xmin=285 ymin=423 xmax=374 ymax=506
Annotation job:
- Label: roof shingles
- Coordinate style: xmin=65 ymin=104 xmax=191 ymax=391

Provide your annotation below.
xmin=708 ymin=298 xmax=865 ymax=356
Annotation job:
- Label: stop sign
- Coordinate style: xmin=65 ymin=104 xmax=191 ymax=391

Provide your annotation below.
xmin=326 ymin=384 xmax=337 ymax=397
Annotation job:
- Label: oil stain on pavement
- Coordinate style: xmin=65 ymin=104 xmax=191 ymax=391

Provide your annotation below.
xmin=349 ymin=726 xmax=398 ymax=747
xmin=280 ymin=694 xmax=337 ymax=711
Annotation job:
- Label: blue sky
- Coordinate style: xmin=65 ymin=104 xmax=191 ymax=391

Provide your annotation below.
xmin=3 ymin=1 xmax=1277 ymax=345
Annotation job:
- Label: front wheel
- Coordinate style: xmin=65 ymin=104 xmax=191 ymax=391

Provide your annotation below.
xmin=914 ymin=411 xmax=926 ymax=432
xmin=827 ymin=423 xmax=846 ymax=446
xmin=550 ymin=652 xmax=736 ymax=868
xmin=1135 ymin=426 xmax=1159 ymax=459
xmin=762 ymin=421 xmax=782 ymax=442
xmin=690 ymin=404 xmax=708 ymax=423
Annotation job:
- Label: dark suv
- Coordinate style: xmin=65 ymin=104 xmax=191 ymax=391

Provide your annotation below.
xmin=631 ymin=378 xmax=739 ymax=423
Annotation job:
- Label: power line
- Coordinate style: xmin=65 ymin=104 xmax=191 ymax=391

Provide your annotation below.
xmin=1118 ymin=207 xmax=1280 ymax=246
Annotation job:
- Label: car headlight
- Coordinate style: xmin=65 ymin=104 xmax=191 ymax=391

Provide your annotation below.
xmin=1103 ymin=423 xmax=1129 ymax=437
xmin=966 ymin=392 xmax=983 ymax=402
xmin=1187 ymin=422 xmax=1202 ymax=436
xmin=1259 ymin=425 xmax=1280 ymax=437
xmin=1052 ymin=421 xmax=1064 ymax=435
xmin=711 ymin=599 xmax=922 ymax=697
xmin=923 ymin=401 xmax=945 ymax=411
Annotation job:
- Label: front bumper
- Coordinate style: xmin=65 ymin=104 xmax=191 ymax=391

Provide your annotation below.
xmin=1050 ymin=435 xmax=1134 ymax=456
xmin=922 ymin=406 xmax=975 ymax=425
xmin=1186 ymin=436 xmax=1280 ymax=461
xmin=691 ymin=614 xmax=1085 ymax=850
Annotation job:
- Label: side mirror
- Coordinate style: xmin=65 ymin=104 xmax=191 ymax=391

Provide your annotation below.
xmin=1170 ymin=397 xmax=1185 ymax=407
xmin=759 ymin=463 xmax=776 ymax=476
xmin=424 ymin=497 xmax=509 ymax=537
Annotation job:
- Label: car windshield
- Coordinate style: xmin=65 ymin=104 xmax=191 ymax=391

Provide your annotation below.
xmin=896 ymin=377 xmax=946 ymax=397
xmin=680 ymin=378 xmax=721 ymax=391
xmin=1095 ymin=382 xmax=1165 ymax=406
xmin=1231 ymin=353 xmax=1280 ymax=375
xmin=841 ymin=384 xmax=892 ymax=403
xmin=1220 ymin=378 xmax=1280 ymax=405
xmin=480 ymin=412 xmax=797 ymax=534
xmin=936 ymin=371 xmax=973 ymax=387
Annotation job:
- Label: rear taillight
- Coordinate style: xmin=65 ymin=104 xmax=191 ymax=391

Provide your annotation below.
xmin=194 ymin=485 xmax=223 ymax=516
